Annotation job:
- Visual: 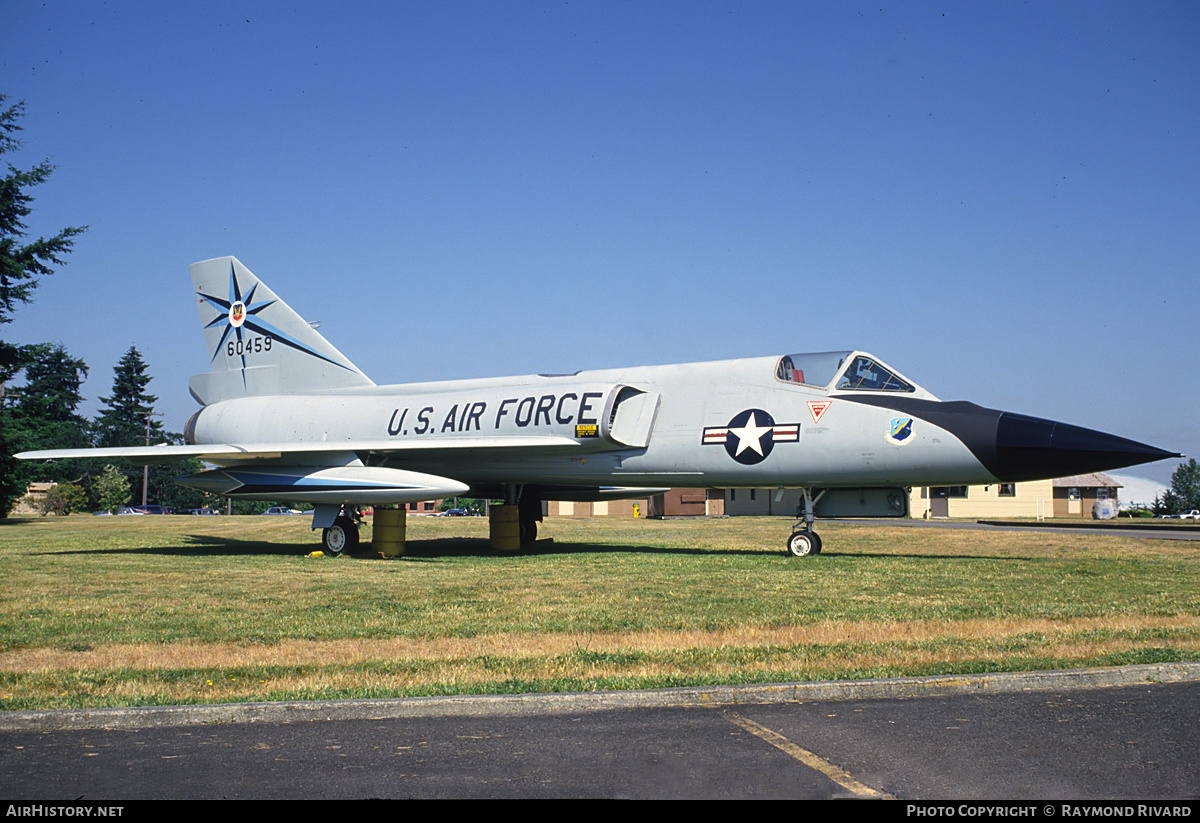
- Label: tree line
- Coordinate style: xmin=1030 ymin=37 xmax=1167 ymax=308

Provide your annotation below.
xmin=0 ymin=95 xmax=210 ymax=515
xmin=0 ymin=342 xmax=216 ymax=515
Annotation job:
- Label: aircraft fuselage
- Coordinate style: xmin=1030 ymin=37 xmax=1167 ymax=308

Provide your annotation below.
xmin=184 ymin=355 xmax=1066 ymax=496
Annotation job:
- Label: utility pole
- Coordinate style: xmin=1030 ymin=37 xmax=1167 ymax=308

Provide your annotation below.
xmin=141 ymin=411 xmax=163 ymax=506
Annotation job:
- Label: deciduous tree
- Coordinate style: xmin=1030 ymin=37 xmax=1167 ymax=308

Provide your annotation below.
xmin=94 ymin=464 xmax=131 ymax=514
xmin=40 ymin=482 xmax=86 ymax=516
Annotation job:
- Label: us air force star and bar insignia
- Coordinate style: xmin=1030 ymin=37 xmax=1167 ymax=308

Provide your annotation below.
xmin=702 ymin=409 xmax=801 ymax=465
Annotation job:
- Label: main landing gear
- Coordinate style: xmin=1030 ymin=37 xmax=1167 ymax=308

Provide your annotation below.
xmin=518 ymin=493 xmax=542 ymax=547
xmin=786 ymin=488 xmax=826 ymax=558
xmin=321 ymin=507 xmax=362 ymax=556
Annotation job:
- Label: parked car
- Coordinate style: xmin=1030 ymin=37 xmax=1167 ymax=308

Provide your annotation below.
xmin=116 ymin=507 xmax=145 ymax=515
xmin=132 ymin=505 xmax=173 ymax=515
xmin=186 ymin=507 xmax=220 ymax=515
xmin=262 ymin=507 xmax=309 ymax=515
xmin=1157 ymin=510 xmax=1200 ymax=520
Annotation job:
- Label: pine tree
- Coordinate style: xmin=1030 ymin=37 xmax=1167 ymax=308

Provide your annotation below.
xmin=0 ymin=95 xmax=87 ymax=355
xmin=0 ymin=95 xmax=87 ymax=515
xmin=94 ymin=346 xmax=162 ymax=449
xmin=7 ymin=343 xmax=91 ymax=488
xmin=92 ymin=347 xmax=163 ymax=506
xmin=13 ymin=343 xmax=89 ymax=426
xmin=1164 ymin=458 xmax=1200 ymax=514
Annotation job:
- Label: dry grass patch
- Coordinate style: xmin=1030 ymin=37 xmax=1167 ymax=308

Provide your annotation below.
xmin=3 ymin=614 xmax=1196 ymax=673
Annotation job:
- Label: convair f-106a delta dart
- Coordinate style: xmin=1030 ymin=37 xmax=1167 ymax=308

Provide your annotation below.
xmin=19 ymin=257 xmax=1179 ymax=556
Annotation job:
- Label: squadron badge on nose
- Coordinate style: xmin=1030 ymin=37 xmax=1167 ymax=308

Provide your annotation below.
xmin=887 ymin=417 xmax=914 ymax=446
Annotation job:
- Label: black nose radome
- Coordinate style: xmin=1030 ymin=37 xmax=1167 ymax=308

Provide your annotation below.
xmin=992 ymin=412 xmax=1179 ymax=483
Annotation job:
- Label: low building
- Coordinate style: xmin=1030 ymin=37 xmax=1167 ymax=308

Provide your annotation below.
xmin=648 ymin=489 xmax=725 ymax=518
xmin=711 ymin=473 xmax=1122 ymax=520
xmin=9 ymin=482 xmax=54 ymax=516
xmin=548 ymin=498 xmax=644 ymax=518
xmin=909 ymin=480 xmax=1054 ymax=520
xmin=546 ymin=489 xmax=725 ymax=518
xmin=403 ymin=499 xmax=442 ymax=514
xmin=1050 ymin=473 xmax=1122 ymax=518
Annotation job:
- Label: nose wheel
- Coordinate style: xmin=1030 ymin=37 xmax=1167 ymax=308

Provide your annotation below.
xmin=786 ymin=529 xmax=822 ymax=557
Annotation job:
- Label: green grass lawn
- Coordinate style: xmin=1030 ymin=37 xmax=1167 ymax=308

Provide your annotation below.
xmin=1 ymin=513 xmax=1197 ymax=710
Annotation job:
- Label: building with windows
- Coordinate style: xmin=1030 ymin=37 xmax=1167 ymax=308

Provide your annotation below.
xmin=717 ymin=473 xmax=1122 ymax=520
xmin=908 ymin=480 xmax=1055 ymax=519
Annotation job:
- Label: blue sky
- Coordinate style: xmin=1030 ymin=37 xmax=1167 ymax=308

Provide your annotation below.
xmin=4 ymin=1 xmax=1196 ymax=484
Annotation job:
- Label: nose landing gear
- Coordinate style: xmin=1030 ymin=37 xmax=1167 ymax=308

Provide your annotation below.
xmin=786 ymin=487 xmax=826 ymax=557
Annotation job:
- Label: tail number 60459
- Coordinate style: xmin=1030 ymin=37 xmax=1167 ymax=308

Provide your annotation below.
xmin=228 ymin=336 xmax=273 ymax=357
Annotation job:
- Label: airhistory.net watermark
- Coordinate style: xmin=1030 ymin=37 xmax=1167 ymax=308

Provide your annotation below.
xmin=6 ymin=807 xmax=123 ymax=818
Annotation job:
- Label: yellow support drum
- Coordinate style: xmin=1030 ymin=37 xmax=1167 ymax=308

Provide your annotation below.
xmin=489 ymin=504 xmax=521 ymax=552
xmin=372 ymin=507 xmax=407 ymax=557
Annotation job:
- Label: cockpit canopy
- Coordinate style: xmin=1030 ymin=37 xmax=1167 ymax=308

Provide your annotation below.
xmin=776 ymin=351 xmax=933 ymax=398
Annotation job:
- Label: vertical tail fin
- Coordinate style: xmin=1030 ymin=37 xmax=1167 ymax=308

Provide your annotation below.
xmin=188 ymin=256 xmax=374 ymax=404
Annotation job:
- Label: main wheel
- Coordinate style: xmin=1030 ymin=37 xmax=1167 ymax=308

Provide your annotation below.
xmin=786 ymin=530 xmax=822 ymax=557
xmin=518 ymin=497 xmax=541 ymax=547
xmin=519 ymin=516 xmax=537 ymax=547
xmin=322 ymin=516 xmax=359 ymax=556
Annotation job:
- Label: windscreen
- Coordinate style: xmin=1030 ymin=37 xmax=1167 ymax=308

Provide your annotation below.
xmin=834 ymin=355 xmax=915 ymax=393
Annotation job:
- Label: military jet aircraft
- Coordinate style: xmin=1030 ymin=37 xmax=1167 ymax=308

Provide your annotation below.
xmin=17 ymin=257 xmax=1179 ymax=557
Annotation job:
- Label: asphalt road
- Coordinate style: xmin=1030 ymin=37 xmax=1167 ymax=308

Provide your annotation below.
xmin=2 ymin=665 xmax=1198 ymax=800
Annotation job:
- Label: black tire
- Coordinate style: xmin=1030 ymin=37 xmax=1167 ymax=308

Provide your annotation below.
xmin=322 ymin=516 xmax=359 ymax=556
xmin=786 ymin=530 xmax=821 ymax=557
xmin=519 ymin=516 xmax=537 ymax=547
